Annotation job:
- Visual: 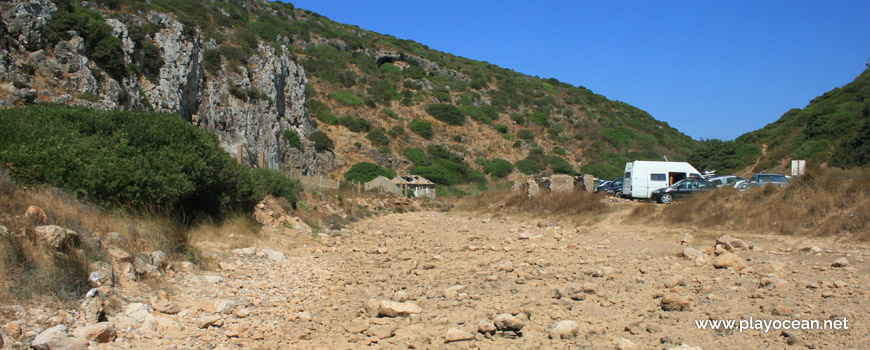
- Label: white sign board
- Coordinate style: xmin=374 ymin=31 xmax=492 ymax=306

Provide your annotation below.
xmin=791 ymin=160 xmax=806 ymax=176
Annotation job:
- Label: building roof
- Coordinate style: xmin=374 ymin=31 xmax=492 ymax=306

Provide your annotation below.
xmin=392 ymin=175 xmax=435 ymax=186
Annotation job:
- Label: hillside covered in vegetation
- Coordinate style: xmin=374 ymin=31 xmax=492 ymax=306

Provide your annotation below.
xmin=3 ymin=0 xmax=698 ymax=185
xmin=690 ymin=65 xmax=870 ymax=173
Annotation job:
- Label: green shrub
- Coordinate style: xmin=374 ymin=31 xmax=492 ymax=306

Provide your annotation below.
xmin=252 ymin=168 xmax=298 ymax=208
xmin=203 ymin=49 xmax=221 ymax=73
xmin=510 ymin=113 xmax=525 ymax=124
xmin=425 ymin=104 xmax=465 ymax=125
xmin=379 ymin=62 xmax=401 ymax=74
xmin=402 ymin=66 xmax=426 ymax=79
xmin=329 ymin=91 xmax=364 ymax=106
xmin=369 ymin=79 xmax=400 ymax=104
xmin=403 ymin=148 xmax=427 ymax=164
xmin=344 ymin=162 xmax=396 ymax=183
xmin=516 ymin=129 xmax=535 ymax=142
xmin=309 ymin=131 xmax=334 ymax=151
xmin=408 ymin=145 xmax=486 ymax=186
xmin=494 ymin=124 xmax=508 ymax=134
xmin=282 ymin=129 xmax=303 ymax=150
xmin=552 ymin=147 xmax=566 ymax=156
xmin=548 ymin=155 xmax=575 ymax=175
xmin=515 ymin=148 xmax=548 ymax=175
xmin=528 ymin=111 xmax=549 ymax=126
xmin=382 ymin=109 xmax=400 ymax=119
xmin=0 ymin=105 xmax=262 ymax=218
xmin=483 ymin=158 xmax=514 ymax=178
xmin=366 ymin=128 xmax=389 ymax=147
xmin=338 ymin=115 xmax=372 ymax=132
xmin=459 ymin=105 xmax=491 ymax=124
xmin=433 ymin=90 xmax=451 ymax=102
xmin=409 ymin=119 xmax=433 ymax=139
xmin=389 ymin=125 xmax=405 ymax=137
xmin=316 ymin=109 xmax=338 ymax=125
xmin=403 ymin=79 xmax=423 ymax=90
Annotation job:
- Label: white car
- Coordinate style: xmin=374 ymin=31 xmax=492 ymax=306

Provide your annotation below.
xmin=707 ymin=175 xmax=746 ymax=188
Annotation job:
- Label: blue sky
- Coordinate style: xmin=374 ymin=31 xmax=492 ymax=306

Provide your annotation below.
xmin=285 ymin=1 xmax=870 ymax=141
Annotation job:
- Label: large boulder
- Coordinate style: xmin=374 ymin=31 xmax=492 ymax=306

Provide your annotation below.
xmin=31 ymin=325 xmax=86 ymax=350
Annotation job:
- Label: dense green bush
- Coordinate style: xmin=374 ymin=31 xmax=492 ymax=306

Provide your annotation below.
xmin=382 ymin=109 xmax=400 ymax=119
xmin=407 ymin=145 xmax=486 ymax=185
xmin=403 ymin=148 xmax=428 ymax=164
xmin=510 ymin=113 xmax=525 ymax=124
xmin=389 ymin=125 xmax=405 ymax=137
xmin=252 ymin=168 xmax=298 ymax=208
xmin=338 ymin=115 xmax=372 ymax=132
xmin=316 ymin=109 xmax=338 ymax=125
xmin=402 ymin=66 xmax=426 ymax=80
xmin=282 ymin=129 xmax=303 ymax=150
xmin=409 ymin=119 xmax=433 ymax=139
xmin=832 ymin=106 xmax=870 ymax=168
xmin=369 ymin=79 xmax=400 ymax=104
xmin=494 ymin=124 xmax=508 ymax=134
xmin=0 ymin=105 xmax=262 ymax=218
xmin=425 ymin=104 xmax=465 ymax=125
xmin=515 ymin=148 xmax=548 ymax=175
xmin=516 ymin=129 xmax=535 ymax=142
xmin=482 ymin=158 xmax=514 ymax=178
xmin=548 ymin=155 xmax=575 ymax=175
xmin=344 ymin=162 xmax=396 ymax=183
xmin=366 ymin=128 xmax=389 ymax=147
xmin=329 ymin=91 xmax=364 ymax=106
xmin=309 ymin=131 xmax=334 ymax=151
xmin=459 ymin=105 xmax=492 ymax=124
xmin=528 ymin=111 xmax=549 ymax=126
xmin=379 ymin=63 xmax=401 ymax=74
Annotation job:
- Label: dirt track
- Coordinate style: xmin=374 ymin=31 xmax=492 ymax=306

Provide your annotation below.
xmin=57 ymin=206 xmax=870 ymax=349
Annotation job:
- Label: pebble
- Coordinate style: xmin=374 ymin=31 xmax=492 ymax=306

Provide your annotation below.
xmin=832 ymin=257 xmax=849 ymax=267
xmin=444 ymin=327 xmax=474 ymax=343
xmin=548 ymin=320 xmax=579 ymax=339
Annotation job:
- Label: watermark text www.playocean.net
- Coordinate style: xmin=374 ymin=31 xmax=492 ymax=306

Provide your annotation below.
xmin=695 ymin=317 xmax=849 ymax=333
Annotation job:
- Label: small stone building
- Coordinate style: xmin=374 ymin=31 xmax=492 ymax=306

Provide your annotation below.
xmin=392 ymin=175 xmax=436 ymax=198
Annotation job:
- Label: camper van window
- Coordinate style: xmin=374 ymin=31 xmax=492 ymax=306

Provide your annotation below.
xmin=624 ymin=172 xmax=631 ymax=178
xmin=650 ymin=174 xmax=666 ymax=181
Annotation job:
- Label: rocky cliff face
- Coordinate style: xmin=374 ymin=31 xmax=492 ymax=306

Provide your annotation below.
xmin=0 ymin=0 xmax=332 ymax=173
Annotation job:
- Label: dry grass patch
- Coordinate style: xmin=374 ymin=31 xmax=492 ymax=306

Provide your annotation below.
xmin=457 ymin=190 xmax=612 ymax=226
xmin=0 ymin=169 xmax=194 ymax=304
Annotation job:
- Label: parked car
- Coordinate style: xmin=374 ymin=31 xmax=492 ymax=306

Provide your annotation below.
xmin=707 ymin=175 xmax=746 ymax=188
xmin=738 ymin=173 xmax=790 ymax=191
xmin=650 ymin=178 xmax=716 ymax=204
xmin=594 ymin=180 xmax=612 ymax=192
xmin=595 ymin=177 xmax=624 ymax=196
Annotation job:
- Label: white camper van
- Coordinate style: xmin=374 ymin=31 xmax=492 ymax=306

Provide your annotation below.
xmin=622 ymin=161 xmax=702 ymax=199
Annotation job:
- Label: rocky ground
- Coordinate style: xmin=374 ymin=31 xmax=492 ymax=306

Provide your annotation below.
xmin=2 ymin=202 xmax=868 ymax=349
